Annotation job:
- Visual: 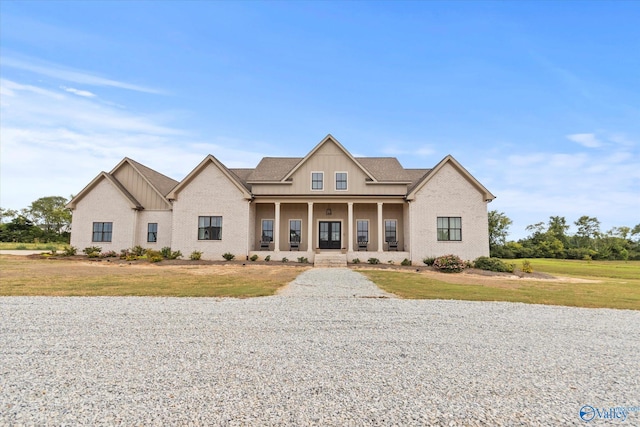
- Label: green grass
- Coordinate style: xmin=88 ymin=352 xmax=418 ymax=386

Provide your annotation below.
xmin=361 ymin=259 xmax=640 ymax=310
xmin=0 ymin=256 xmax=305 ymax=297
xmin=0 ymin=242 xmax=68 ymax=251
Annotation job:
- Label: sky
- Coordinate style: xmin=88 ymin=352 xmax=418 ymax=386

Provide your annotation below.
xmin=1 ymin=1 xmax=638 ymax=240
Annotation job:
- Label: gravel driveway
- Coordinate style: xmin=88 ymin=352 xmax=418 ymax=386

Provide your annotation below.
xmin=1 ymin=268 xmax=639 ymax=426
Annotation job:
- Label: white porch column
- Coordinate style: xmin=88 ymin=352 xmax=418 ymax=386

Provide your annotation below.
xmin=307 ymin=202 xmax=314 ymax=251
xmin=348 ymin=202 xmax=353 ymax=252
xmin=377 ymin=202 xmax=383 ymax=251
xmin=274 ymin=202 xmax=281 ymax=252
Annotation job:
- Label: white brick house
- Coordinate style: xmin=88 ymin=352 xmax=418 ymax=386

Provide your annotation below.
xmin=67 ymin=135 xmax=495 ymax=262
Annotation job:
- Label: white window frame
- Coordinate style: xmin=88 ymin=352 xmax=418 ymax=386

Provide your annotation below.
xmin=311 ymin=171 xmax=324 ymax=191
xmin=335 ymin=171 xmax=348 ymax=191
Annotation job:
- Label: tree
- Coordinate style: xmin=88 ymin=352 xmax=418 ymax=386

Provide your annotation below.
xmin=548 ymin=216 xmax=569 ymax=245
xmin=488 ymin=210 xmax=512 ymax=249
xmin=574 ymin=216 xmax=601 ymax=248
xmin=0 ymin=207 xmax=18 ymax=223
xmin=28 ymin=196 xmax=72 ymax=241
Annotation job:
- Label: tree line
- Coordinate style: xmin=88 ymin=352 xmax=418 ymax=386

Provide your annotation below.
xmin=0 ymin=196 xmax=72 ymax=243
xmin=489 ymin=211 xmax=640 ymax=260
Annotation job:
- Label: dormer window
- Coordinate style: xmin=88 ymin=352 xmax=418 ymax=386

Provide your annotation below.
xmin=335 ymin=172 xmax=347 ymax=190
xmin=311 ymin=172 xmax=324 ymax=190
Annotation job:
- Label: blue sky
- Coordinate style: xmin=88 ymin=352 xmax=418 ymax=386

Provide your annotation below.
xmin=1 ymin=1 xmax=638 ymax=240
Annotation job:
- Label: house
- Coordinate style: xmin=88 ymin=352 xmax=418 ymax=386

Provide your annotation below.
xmin=66 ymin=135 xmax=495 ymax=263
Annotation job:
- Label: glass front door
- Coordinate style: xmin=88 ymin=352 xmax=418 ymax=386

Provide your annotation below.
xmin=319 ymin=221 xmax=341 ymax=249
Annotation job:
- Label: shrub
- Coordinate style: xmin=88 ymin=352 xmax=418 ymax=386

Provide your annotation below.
xmin=16 ymin=244 xmax=27 ymax=250
xmin=297 ymin=257 xmax=308 ymax=263
xmin=161 ymin=247 xmax=172 ymax=258
xmin=222 ymin=252 xmax=235 ymax=261
xmin=281 ymin=257 xmax=289 ymax=263
xmin=433 ymin=254 xmax=466 ymax=273
xmin=351 ymin=258 xmax=361 ymax=264
xmin=146 ymin=250 xmax=163 ymax=263
xmin=422 ymin=257 xmax=436 ymax=266
xmin=83 ymin=246 xmax=102 ymax=258
xmin=190 ymin=250 xmax=202 ymax=261
xmin=131 ymin=245 xmax=146 ymax=256
xmin=250 ymin=254 xmax=259 ymax=262
xmin=473 ymin=256 xmax=515 ymax=273
xmin=401 ymin=258 xmax=412 ymax=266
xmin=62 ymin=246 xmax=77 ymax=256
xmin=101 ymin=250 xmax=117 ymax=258
xmin=387 ymin=260 xmax=394 ymax=264
xmin=265 ymin=255 xmax=271 ymax=262
xmin=522 ymin=259 xmax=533 ymax=274
xmin=367 ymin=258 xmax=380 ymax=265
xmin=168 ymin=250 xmax=182 ymax=260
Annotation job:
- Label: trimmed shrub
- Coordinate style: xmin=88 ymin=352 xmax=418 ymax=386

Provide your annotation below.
xmin=62 ymin=246 xmax=77 ymax=256
xmin=297 ymin=257 xmax=308 ymax=263
xmin=401 ymin=258 xmax=412 ymax=266
xmin=161 ymin=247 xmax=172 ymax=258
xmin=473 ymin=256 xmax=515 ymax=273
xmin=281 ymin=257 xmax=289 ymax=263
xmin=433 ymin=254 xmax=466 ymax=273
xmin=222 ymin=252 xmax=235 ymax=261
xmin=367 ymin=258 xmax=380 ymax=265
xmin=351 ymin=258 xmax=361 ymax=264
xmin=265 ymin=255 xmax=271 ymax=262
xmin=83 ymin=246 xmax=102 ymax=258
xmin=422 ymin=257 xmax=436 ymax=266
xmin=250 ymin=254 xmax=259 ymax=262
xmin=190 ymin=250 xmax=202 ymax=260
xmin=146 ymin=250 xmax=163 ymax=263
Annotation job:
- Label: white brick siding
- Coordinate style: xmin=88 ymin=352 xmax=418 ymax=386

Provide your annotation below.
xmin=171 ymin=162 xmax=250 ymax=261
xmin=69 ymin=179 xmax=136 ymax=252
xmin=411 ymin=162 xmax=490 ymax=262
xmin=136 ymin=210 xmax=173 ymax=250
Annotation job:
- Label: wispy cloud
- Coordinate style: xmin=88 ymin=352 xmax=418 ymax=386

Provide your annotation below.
xmin=61 ymin=86 xmax=96 ymax=98
xmin=0 ymin=78 xmax=263 ymax=209
xmin=3 ymin=55 xmax=163 ymax=94
xmin=566 ymin=133 xmax=603 ymax=148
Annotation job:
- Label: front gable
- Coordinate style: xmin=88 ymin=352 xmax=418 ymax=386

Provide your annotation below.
xmin=111 ymin=159 xmax=173 ymax=210
xmin=66 ymin=172 xmax=142 ymax=210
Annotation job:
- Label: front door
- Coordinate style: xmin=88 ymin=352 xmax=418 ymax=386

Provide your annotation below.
xmin=319 ymin=221 xmax=341 ymax=249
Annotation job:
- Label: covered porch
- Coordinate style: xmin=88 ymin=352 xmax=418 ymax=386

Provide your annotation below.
xmin=248 ymin=198 xmax=411 ymax=263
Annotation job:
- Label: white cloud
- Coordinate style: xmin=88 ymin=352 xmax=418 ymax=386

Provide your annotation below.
xmin=61 ymin=86 xmax=96 ymax=98
xmin=3 ymin=55 xmax=162 ymax=94
xmin=0 ymin=78 xmax=263 ymax=210
xmin=566 ymin=133 xmax=602 ymax=148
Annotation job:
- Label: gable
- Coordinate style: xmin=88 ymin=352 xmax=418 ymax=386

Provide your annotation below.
xmin=111 ymin=161 xmax=173 ymax=210
xmin=66 ymin=172 xmax=142 ymax=210
xmin=168 ymin=155 xmax=252 ymax=200
xmin=407 ymin=155 xmax=495 ymax=202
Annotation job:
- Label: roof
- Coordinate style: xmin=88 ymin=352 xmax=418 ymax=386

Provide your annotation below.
xmin=124 ymin=158 xmax=179 ymax=196
xmin=246 ymin=158 xmax=301 ymax=182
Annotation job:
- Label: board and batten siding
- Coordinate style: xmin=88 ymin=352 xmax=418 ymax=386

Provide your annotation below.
xmin=112 ymin=163 xmax=170 ymax=210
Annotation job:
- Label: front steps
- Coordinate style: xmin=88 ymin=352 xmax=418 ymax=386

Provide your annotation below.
xmin=314 ymin=252 xmax=347 ymax=268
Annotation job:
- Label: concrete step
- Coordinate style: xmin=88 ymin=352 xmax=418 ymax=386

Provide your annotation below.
xmin=313 ymin=253 xmax=347 ymax=268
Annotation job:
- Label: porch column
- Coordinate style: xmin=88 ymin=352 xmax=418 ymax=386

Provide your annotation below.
xmin=377 ymin=202 xmax=383 ymax=251
xmin=307 ymin=202 xmax=314 ymax=251
xmin=274 ymin=202 xmax=281 ymax=252
xmin=348 ymin=202 xmax=353 ymax=252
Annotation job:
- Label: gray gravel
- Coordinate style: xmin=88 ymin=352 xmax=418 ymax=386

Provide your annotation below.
xmin=1 ymin=268 xmax=639 ymax=426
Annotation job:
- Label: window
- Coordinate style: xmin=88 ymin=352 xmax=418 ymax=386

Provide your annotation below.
xmin=311 ymin=172 xmax=324 ymax=190
xmin=357 ymin=220 xmax=369 ymax=243
xmin=92 ymin=222 xmax=112 ymax=242
xmin=385 ymin=220 xmax=397 ymax=243
xmin=198 ymin=216 xmax=222 ymax=240
xmin=261 ymin=219 xmax=274 ymax=242
xmin=147 ymin=223 xmax=158 ymax=243
xmin=438 ymin=217 xmax=462 ymax=241
xmin=289 ymin=219 xmax=301 ymax=243
xmin=335 ymin=172 xmax=347 ymax=190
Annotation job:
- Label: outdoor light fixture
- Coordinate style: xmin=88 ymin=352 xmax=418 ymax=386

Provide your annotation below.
xmin=326 ymin=208 xmax=332 ymax=215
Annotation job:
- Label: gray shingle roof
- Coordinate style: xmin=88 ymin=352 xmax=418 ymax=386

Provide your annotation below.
xmin=127 ymin=158 xmax=180 ymax=196
xmin=247 ymin=157 xmax=302 ymax=182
